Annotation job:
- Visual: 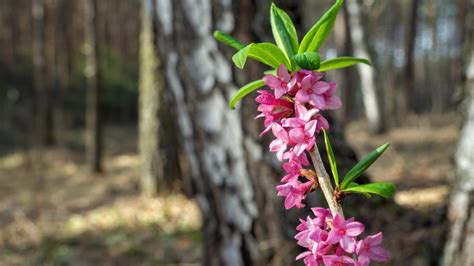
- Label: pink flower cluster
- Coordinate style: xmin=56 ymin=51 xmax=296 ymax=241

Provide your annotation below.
xmin=256 ymin=65 xmax=341 ymax=209
xmin=295 ymin=208 xmax=389 ymax=266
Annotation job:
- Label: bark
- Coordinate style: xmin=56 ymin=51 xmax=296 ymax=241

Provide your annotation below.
xmin=83 ymin=0 xmax=103 ymax=173
xmin=401 ymin=0 xmax=420 ymax=116
xmin=345 ymin=0 xmax=384 ymax=134
xmin=32 ymin=0 xmax=50 ymax=144
xmin=442 ymin=7 xmax=474 ymax=264
xmin=155 ymin=0 xmax=287 ymax=265
xmin=138 ymin=0 xmax=164 ymax=197
xmin=442 ymin=51 xmax=474 ymax=266
xmin=334 ymin=6 xmax=356 ymax=127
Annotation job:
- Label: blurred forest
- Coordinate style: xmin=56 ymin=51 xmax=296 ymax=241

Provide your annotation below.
xmin=0 ymin=0 xmax=473 ymax=265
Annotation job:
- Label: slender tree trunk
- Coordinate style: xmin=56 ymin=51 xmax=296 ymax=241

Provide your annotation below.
xmin=442 ymin=52 xmax=474 ymax=266
xmin=442 ymin=6 xmax=474 ymax=264
xmin=32 ymin=0 xmax=49 ymax=144
xmin=345 ymin=0 xmax=384 ymax=134
xmin=138 ymin=0 xmax=164 ymax=197
xmin=155 ymin=0 xmax=288 ymax=265
xmin=83 ymin=0 xmax=102 ymax=173
xmin=334 ymin=5 xmax=356 ymax=127
xmin=401 ymin=0 xmax=420 ymax=116
xmin=43 ymin=0 xmax=57 ymax=145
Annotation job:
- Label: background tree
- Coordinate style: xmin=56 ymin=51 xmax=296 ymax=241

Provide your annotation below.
xmin=154 ymin=0 xmax=289 ymax=264
xmin=345 ymin=0 xmax=384 ymax=134
xmin=83 ymin=0 xmax=102 ymax=173
xmin=400 ymin=0 xmax=420 ymax=119
xmin=138 ymin=0 xmax=164 ymax=197
xmin=442 ymin=3 xmax=474 ymax=265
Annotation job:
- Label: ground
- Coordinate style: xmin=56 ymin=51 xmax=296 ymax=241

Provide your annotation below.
xmin=0 ymin=115 xmax=460 ymax=265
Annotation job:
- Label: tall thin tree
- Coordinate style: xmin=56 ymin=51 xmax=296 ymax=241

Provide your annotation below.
xmin=138 ymin=0 xmax=164 ymax=196
xmin=83 ymin=0 xmax=102 ymax=173
xmin=345 ymin=0 xmax=384 ymax=134
xmin=401 ymin=0 xmax=420 ymax=117
xmin=442 ymin=5 xmax=474 ymax=264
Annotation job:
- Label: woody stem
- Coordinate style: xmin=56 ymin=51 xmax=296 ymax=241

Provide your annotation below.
xmin=309 ymin=145 xmax=344 ymax=218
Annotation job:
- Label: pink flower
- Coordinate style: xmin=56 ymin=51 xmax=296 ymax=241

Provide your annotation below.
xmin=255 ymin=90 xmax=293 ymax=135
xmin=326 ymin=214 xmax=365 ymax=253
xmin=321 ymin=82 xmax=342 ymax=110
xmin=356 ymin=233 xmax=390 ymax=266
xmin=263 ymin=64 xmax=296 ymax=99
xmin=296 ymin=251 xmax=322 ymax=266
xmin=276 ymin=179 xmax=314 ymax=209
xmin=315 ymin=114 xmax=330 ymax=133
xmin=269 ymin=123 xmax=289 ymax=160
xmin=295 ymin=74 xmax=331 ymax=108
xmin=322 ymin=255 xmax=357 ymax=266
xmin=281 ymin=161 xmax=302 ymax=183
xmin=281 ymin=117 xmax=317 ymax=156
xmin=283 ymin=149 xmax=310 ymax=166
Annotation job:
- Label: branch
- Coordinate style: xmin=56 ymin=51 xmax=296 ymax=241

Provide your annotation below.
xmin=310 ymin=145 xmax=344 ymax=218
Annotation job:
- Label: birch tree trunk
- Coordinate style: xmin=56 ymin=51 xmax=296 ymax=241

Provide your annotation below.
xmin=442 ymin=6 xmax=474 ymax=265
xmin=83 ymin=0 xmax=103 ymax=173
xmin=345 ymin=0 xmax=384 ymax=134
xmin=138 ymin=0 xmax=163 ymax=196
xmin=155 ymin=0 xmax=286 ymax=265
xmin=442 ymin=51 xmax=474 ymax=266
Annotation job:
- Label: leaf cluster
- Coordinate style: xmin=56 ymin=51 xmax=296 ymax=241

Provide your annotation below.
xmin=214 ymin=0 xmax=371 ymax=108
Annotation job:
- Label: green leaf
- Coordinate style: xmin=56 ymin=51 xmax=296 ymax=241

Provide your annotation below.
xmin=270 ymin=3 xmax=299 ymax=60
xmin=343 ymin=182 xmax=396 ymax=199
xmin=346 ymin=182 xmax=371 ymax=198
xmin=318 ymin=57 xmax=371 ymax=72
xmin=213 ymin=31 xmax=246 ymax=50
xmin=298 ymin=0 xmax=343 ymax=53
xmin=340 ymin=143 xmax=390 ymax=189
xmin=229 ymin=79 xmax=265 ymax=109
xmin=322 ymin=129 xmax=339 ymax=187
xmin=264 ymin=69 xmax=277 ymax=75
xmin=293 ymin=52 xmax=321 ymax=70
xmin=232 ymin=43 xmax=290 ymax=69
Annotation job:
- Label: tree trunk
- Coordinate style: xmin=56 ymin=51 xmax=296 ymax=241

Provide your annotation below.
xmin=32 ymin=0 xmax=50 ymax=145
xmin=138 ymin=0 xmax=164 ymax=197
xmin=401 ymin=0 xmax=420 ymax=116
xmin=334 ymin=5 xmax=357 ymax=127
xmin=442 ymin=52 xmax=474 ymax=266
xmin=155 ymin=0 xmax=287 ymax=265
xmin=442 ymin=7 xmax=474 ymax=264
xmin=345 ymin=0 xmax=384 ymax=134
xmin=83 ymin=0 xmax=102 ymax=173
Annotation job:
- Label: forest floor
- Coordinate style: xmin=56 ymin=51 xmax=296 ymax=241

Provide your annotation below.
xmin=0 ymin=114 xmax=460 ymax=265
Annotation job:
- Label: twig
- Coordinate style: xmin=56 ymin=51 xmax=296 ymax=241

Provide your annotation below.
xmin=309 ymin=145 xmax=344 ymax=218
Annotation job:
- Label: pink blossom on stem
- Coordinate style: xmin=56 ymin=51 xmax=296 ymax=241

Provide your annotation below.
xmin=269 ymin=123 xmax=289 ymax=160
xmin=321 ymin=82 xmax=342 ymax=110
xmin=322 ymin=255 xmax=357 ymax=266
xmin=356 ymin=233 xmax=390 ymax=266
xmin=255 ymin=90 xmax=293 ymax=135
xmin=326 ymin=214 xmax=365 ymax=253
xmin=295 ymin=74 xmax=331 ymax=108
xmin=276 ymin=179 xmax=314 ymax=209
xmin=262 ymin=64 xmax=296 ymax=99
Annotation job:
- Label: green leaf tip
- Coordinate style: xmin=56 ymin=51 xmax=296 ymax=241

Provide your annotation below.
xmin=270 ymin=3 xmax=299 ymax=62
xmin=340 ymin=143 xmax=390 ymax=189
xmin=343 ymin=182 xmax=396 ymax=199
xmin=318 ymin=57 xmax=371 ymax=72
xmin=229 ymin=79 xmax=265 ymax=109
xmin=232 ymin=43 xmax=290 ymax=70
xmin=298 ymin=0 xmax=344 ymax=53
xmin=213 ymin=31 xmax=245 ymax=51
xmin=322 ymin=129 xmax=339 ymax=187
